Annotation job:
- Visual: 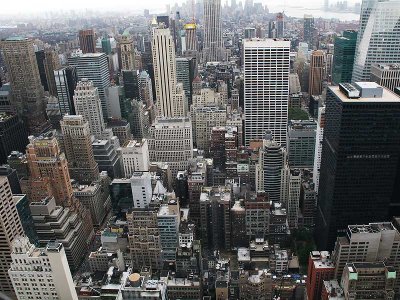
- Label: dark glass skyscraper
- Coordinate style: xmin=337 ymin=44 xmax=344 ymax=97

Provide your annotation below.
xmin=316 ymin=83 xmax=400 ymax=250
xmin=332 ymin=30 xmax=357 ymax=84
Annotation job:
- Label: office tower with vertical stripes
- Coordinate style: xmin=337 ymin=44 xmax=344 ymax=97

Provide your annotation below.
xmin=203 ymin=0 xmax=224 ymax=62
xmin=243 ymin=39 xmax=290 ymax=146
xmin=0 ymin=176 xmax=24 ymax=295
xmin=152 ymin=27 xmax=186 ymax=117
xmin=309 ymin=50 xmax=325 ymax=97
xmin=352 ymin=0 xmax=400 ymax=82
xmin=79 ymin=29 xmax=96 ymax=54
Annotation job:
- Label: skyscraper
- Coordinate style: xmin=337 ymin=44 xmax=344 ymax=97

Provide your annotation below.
xmin=44 ymin=49 xmax=60 ymax=96
xmin=9 ymin=237 xmax=79 ymax=300
xmin=0 ymin=113 xmax=29 ymax=165
xmin=73 ymin=79 xmax=106 ymax=138
xmin=61 ymin=115 xmax=100 ymax=184
xmin=303 ymin=15 xmax=315 ymax=48
xmin=312 ymin=107 xmax=325 ymax=193
xmin=184 ymin=23 xmax=198 ymax=51
xmin=309 ymin=50 xmax=325 ymax=97
xmin=276 ymin=12 xmax=284 ymax=38
xmin=54 ymin=66 xmax=78 ymax=115
xmin=148 ymin=117 xmax=193 ymax=177
xmin=152 ymin=27 xmax=186 ymax=117
xmin=0 ymin=176 xmax=24 ymax=295
xmin=352 ymin=0 xmax=400 ymax=82
xmin=316 ymin=83 xmax=400 ymax=250
xmin=256 ymin=133 xmax=287 ymax=202
xmin=370 ymin=63 xmax=400 ymax=92
xmin=26 ymin=131 xmax=75 ymax=207
xmin=203 ymin=0 xmax=224 ymax=62
xmin=0 ymin=37 xmax=50 ymax=135
xmin=117 ymin=34 xmax=136 ymax=71
xmin=332 ymin=30 xmax=357 ymax=84
xmin=243 ymin=39 xmax=290 ymax=145
xmin=68 ymin=52 xmax=110 ymax=118
xmin=79 ymin=29 xmax=96 ymax=54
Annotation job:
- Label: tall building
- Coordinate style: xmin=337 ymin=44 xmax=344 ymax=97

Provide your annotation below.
xmin=306 ymin=251 xmax=335 ymax=300
xmin=200 ymin=186 xmax=231 ymax=250
xmin=287 ymin=120 xmax=317 ymax=168
xmin=30 ymin=197 xmax=93 ymax=271
xmin=371 ymin=63 xmax=400 ymax=92
xmin=341 ymin=262 xmax=396 ymax=298
xmin=176 ymin=57 xmax=192 ymax=105
xmin=243 ymin=39 xmax=290 ymax=146
xmin=8 ymin=237 xmax=78 ymax=300
xmin=352 ymin=0 xmax=400 ymax=82
xmin=119 ymin=139 xmax=150 ymax=178
xmin=0 ymin=37 xmax=50 ymax=135
xmin=101 ymin=37 xmax=112 ymax=55
xmin=68 ymin=52 xmax=110 ymax=118
xmin=256 ymin=132 xmax=286 ymax=202
xmin=0 ymin=113 xmax=29 ymax=165
xmin=92 ymin=138 xmax=122 ymax=178
xmin=61 ymin=115 xmax=100 ymax=184
xmin=44 ymin=49 xmax=60 ymax=96
xmin=148 ymin=117 xmax=193 ymax=177
xmin=316 ymin=83 xmax=400 ymax=250
xmin=184 ymin=23 xmax=198 ymax=51
xmin=309 ymin=50 xmax=325 ymax=97
xmin=54 ymin=66 xmax=78 ymax=115
xmin=312 ymin=107 xmax=325 ymax=193
xmin=0 ymin=176 xmax=24 ymax=294
xmin=35 ymin=50 xmax=48 ymax=91
xmin=192 ymin=105 xmax=227 ymax=151
xmin=282 ymin=169 xmax=301 ymax=229
xmin=117 ymin=34 xmax=136 ymax=70
xmin=73 ymin=79 xmax=105 ymax=138
xmin=158 ymin=201 xmax=180 ymax=260
xmin=276 ymin=12 xmax=284 ymax=38
xmin=152 ymin=28 xmax=185 ymax=117
xmin=79 ymin=29 xmax=96 ymax=54
xmin=332 ymin=30 xmax=357 ymax=84
xmin=26 ymin=131 xmax=75 ymax=206
xmin=138 ymin=70 xmax=155 ymax=109
xmin=303 ymin=15 xmax=315 ymax=48
xmin=127 ymin=209 xmax=162 ymax=270
xmin=332 ymin=222 xmax=400 ymax=291
xmin=203 ymin=0 xmax=224 ymax=62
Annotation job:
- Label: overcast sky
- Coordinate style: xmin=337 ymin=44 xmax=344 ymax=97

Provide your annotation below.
xmin=0 ymin=0 xmax=360 ymax=15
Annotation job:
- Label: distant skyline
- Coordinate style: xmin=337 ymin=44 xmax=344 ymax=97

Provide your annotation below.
xmin=0 ymin=0 xmax=361 ymax=16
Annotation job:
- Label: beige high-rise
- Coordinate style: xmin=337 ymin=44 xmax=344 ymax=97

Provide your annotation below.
xmin=61 ymin=115 xmax=100 ymax=184
xmin=118 ymin=34 xmax=136 ymax=70
xmin=26 ymin=131 xmax=75 ymax=207
xmin=0 ymin=176 xmax=24 ymax=295
xmin=203 ymin=0 xmax=224 ymax=62
xmin=73 ymin=79 xmax=105 ymax=138
xmin=152 ymin=28 xmax=186 ymax=118
xmin=309 ymin=50 xmax=325 ymax=97
xmin=0 ymin=37 xmax=50 ymax=135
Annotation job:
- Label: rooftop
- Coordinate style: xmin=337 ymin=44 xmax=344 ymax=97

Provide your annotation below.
xmin=332 ymin=84 xmax=400 ymax=103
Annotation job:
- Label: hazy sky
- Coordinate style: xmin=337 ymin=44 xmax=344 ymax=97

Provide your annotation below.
xmin=1 ymin=0 xmax=361 ymax=15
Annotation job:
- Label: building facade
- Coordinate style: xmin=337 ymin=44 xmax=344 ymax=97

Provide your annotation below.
xmin=243 ymin=39 xmax=290 ymax=145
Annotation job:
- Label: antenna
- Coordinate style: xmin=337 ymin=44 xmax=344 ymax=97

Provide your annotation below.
xmin=192 ymin=0 xmax=196 ymax=23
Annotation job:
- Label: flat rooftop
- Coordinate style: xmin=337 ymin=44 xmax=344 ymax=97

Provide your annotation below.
xmin=330 ymin=85 xmax=400 ymax=103
xmin=243 ymin=38 xmax=291 ymax=48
